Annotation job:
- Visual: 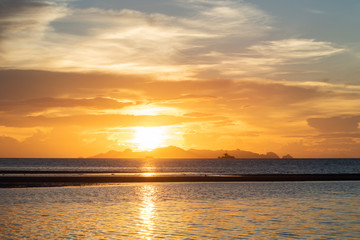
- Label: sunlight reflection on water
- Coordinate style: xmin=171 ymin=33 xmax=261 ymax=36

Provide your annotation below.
xmin=1 ymin=182 xmax=360 ymax=239
xmin=139 ymin=185 xmax=156 ymax=239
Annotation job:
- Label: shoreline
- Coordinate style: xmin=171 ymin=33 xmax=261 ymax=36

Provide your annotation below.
xmin=1 ymin=174 xmax=360 ymax=188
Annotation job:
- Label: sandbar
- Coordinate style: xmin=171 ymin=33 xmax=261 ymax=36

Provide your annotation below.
xmin=1 ymin=173 xmax=360 ymax=188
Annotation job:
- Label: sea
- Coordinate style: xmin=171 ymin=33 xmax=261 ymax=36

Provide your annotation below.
xmin=1 ymin=158 xmax=360 ymax=239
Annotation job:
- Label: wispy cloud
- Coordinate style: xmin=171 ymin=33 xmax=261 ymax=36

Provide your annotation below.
xmin=249 ymin=39 xmax=344 ymax=61
xmin=0 ymin=0 xmax=66 ymax=36
xmin=0 ymin=0 xmax=272 ymax=78
xmin=1 ymin=1 xmax=350 ymax=81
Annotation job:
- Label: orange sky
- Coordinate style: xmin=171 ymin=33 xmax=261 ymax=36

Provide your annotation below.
xmin=1 ymin=0 xmax=360 ymax=158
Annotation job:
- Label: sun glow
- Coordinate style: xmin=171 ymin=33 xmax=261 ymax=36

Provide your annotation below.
xmin=123 ymin=105 xmax=183 ymax=116
xmin=132 ymin=127 xmax=168 ymax=151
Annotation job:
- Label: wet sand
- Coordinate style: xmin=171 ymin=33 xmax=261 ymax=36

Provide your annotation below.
xmin=1 ymin=173 xmax=360 ymax=188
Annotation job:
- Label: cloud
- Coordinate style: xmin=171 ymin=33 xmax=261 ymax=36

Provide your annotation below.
xmin=0 ymin=0 xmax=62 ymax=35
xmin=0 ymin=128 xmax=118 ymax=157
xmin=0 ymin=0 xmax=273 ymax=78
xmin=318 ymin=133 xmax=360 ymax=139
xmin=0 ymin=112 xmax=227 ymax=128
xmin=199 ymin=38 xmax=345 ymax=79
xmin=0 ymin=97 xmax=134 ymax=114
xmin=0 ymin=69 xmax=147 ymax=100
xmin=1 ymin=69 xmax=360 ymax=156
xmin=249 ymin=39 xmax=344 ymax=61
xmin=1 ymin=69 xmax=359 ymax=123
xmin=0 ymin=0 xmax=66 ymax=52
xmin=185 ymin=0 xmax=271 ymax=35
xmin=1 ymin=2 xmax=360 ymax=157
xmin=0 ymin=69 xmax=324 ymax=152
xmin=281 ymin=138 xmax=360 ymax=158
xmin=189 ymin=38 xmax=345 ymax=79
xmin=1 ymin=1 xmax=351 ymax=81
xmin=307 ymin=116 xmax=360 ymax=132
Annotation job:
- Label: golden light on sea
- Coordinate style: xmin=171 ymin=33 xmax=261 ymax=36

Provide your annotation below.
xmin=139 ymin=185 xmax=156 ymax=239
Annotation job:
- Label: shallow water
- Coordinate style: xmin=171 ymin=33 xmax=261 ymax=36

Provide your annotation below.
xmin=1 ymin=182 xmax=360 ymax=239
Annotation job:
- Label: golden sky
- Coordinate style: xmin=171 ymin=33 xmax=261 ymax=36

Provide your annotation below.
xmin=1 ymin=0 xmax=360 ymax=157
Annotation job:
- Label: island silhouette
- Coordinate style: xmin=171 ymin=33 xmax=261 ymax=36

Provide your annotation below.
xmin=91 ymin=146 xmax=293 ymax=159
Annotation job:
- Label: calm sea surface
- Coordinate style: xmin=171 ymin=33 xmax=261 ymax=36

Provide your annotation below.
xmin=1 ymin=182 xmax=360 ymax=239
xmin=1 ymin=158 xmax=360 ymax=239
xmin=1 ymin=158 xmax=360 ymax=174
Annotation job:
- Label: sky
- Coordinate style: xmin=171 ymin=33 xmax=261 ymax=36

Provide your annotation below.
xmin=0 ymin=0 xmax=360 ymax=158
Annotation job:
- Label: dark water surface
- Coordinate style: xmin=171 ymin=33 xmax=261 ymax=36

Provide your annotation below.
xmin=1 ymin=158 xmax=360 ymax=174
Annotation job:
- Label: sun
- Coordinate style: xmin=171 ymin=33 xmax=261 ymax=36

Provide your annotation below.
xmin=132 ymin=127 xmax=168 ymax=151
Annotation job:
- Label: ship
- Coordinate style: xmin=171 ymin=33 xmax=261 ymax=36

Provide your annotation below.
xmin=217 ymin=153 xmax=236 ymax=159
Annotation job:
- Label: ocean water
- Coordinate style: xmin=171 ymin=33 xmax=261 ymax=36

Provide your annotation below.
xmin=1 ymin=158 xmax=360 ymax=174
xmin=1 ymin=182 xmax=360 ymax=239
xmin=1 ymin=158 xmax=360 ymax=239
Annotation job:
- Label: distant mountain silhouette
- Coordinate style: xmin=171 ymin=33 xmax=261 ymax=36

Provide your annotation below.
xmin=91 ymin=146 xmax=293 ymax=159
xmin=282 ymin=154 xmax=294 ymax=159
